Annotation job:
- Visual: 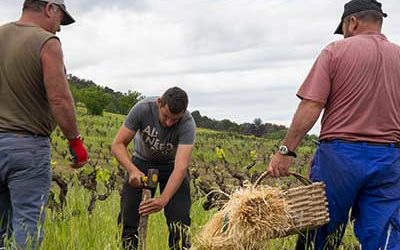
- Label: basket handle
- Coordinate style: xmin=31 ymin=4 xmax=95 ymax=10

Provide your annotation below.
xmin=253 ymin=171 xmax=312 ymax=187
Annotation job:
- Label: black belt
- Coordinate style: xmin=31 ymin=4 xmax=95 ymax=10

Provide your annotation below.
xmin=0 ymin=131 xmax=48 ymax=138
xmin=320 ymin=139 xmax=400 ymax=148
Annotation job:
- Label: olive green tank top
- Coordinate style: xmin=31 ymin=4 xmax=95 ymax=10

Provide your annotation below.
xmin=0 ymin=22 xmax=58 ymax=136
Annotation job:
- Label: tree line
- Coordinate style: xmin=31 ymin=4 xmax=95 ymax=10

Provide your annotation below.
xmin=68 ymin=75 xmax=289 ymax=138
xmin=191 ymin=111 xmax=289 ymax=139
xmin=68 ymin=74 xmax=143 ymax=116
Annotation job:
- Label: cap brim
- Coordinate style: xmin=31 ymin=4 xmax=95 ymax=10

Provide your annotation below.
xmin=60 ymin=7 xmax=75 ymax=25
xmin=334 ymin=21 xmax=343 ymax=35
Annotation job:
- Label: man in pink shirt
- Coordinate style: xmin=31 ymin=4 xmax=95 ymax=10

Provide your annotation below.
xmin=267 ymin=0 xmax=400 ymax=249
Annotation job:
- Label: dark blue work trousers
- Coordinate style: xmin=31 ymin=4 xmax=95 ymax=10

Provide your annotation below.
xmin=297 ymin=140 xmax=400 ymax=250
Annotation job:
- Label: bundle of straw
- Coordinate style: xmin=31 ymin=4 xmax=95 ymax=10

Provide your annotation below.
xmin=194 ymin=186 xmax=292 ymax=250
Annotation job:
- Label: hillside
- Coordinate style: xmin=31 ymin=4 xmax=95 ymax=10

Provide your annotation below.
xmin=41 ymin=107 xmax=360 ymax=249
xmin=51 ymin=106 xmax=315 ymax=177
xmin=50 ymin=106 xmax=319 ymax=216
xmin=50 ymin=105 xmax=320 ymax=217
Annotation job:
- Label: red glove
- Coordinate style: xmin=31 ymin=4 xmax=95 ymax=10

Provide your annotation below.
xmin=68 ymin=135 xmax=89 ymax=169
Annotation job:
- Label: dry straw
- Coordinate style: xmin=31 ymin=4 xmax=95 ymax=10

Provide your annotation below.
xmin=194 ymin=185 xmax=293 ymax=250
xmin=194 ymin=172 xmax=329 ymax=250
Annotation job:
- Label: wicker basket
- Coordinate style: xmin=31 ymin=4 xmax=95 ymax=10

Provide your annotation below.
xmin=254 ymin=172 xmax=330 ymax=238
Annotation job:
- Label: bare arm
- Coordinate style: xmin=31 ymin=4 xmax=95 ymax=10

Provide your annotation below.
xmin=282 ymin=99 xmax=324 ymax=150
xmin=41 ymin=38 xmax=78 ymax=139
xmin=139 ymin=144 xmax=193 ymax=215
xmin=160 ymin=144 xmax=193 ymax=202
xmin=111 ymin=125 xmax=144 ymax=186
xmin=268 ymin=99 xmax=324 ymax=177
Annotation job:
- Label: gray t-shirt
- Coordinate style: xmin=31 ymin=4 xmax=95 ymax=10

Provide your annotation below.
xmin=124 ymin=97 xmax=196 ymax=163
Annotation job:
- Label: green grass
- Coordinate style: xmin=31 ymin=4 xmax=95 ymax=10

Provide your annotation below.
xmin=41 ymin=185 xmax=214 ymax=250
xmin=42 ymin=186 xmax=122 ymax=250
xmin=38 ymin=184 xmax=360 ymax=250
xmin=38 ymin=107 xmax=361 ymax=249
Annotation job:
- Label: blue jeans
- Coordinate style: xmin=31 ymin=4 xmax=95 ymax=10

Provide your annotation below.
xmin=0 ymin=133 xmax=51 ymax=249
xmin=299 ymin=140 xmax=400 ymax=250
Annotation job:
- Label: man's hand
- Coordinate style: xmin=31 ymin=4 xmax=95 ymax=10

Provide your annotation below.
xmin=267 ymin=152 xmax=293 ymax=177
xmin=127 ymin=168 xmax=145 ymax=188
xmin=139 ymin=197 xmax=168 ymax=216
xmin=68 ymin=136 xmax=89 ymax=169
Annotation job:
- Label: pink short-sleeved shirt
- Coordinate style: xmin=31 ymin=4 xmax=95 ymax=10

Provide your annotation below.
xmin=297 ymin=33 xmax=400 ymax=143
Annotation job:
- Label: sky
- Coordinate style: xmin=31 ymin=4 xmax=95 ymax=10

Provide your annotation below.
xmin=2 ymin=0 xmax=400 ymax=134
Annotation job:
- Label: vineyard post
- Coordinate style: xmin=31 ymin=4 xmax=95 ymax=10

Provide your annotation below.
xmin=138 ymin=169 xmax=159 ymax=250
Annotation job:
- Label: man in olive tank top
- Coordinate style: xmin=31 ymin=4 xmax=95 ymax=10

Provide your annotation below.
xmin=0 ymin=1 xmax=88 ymax=249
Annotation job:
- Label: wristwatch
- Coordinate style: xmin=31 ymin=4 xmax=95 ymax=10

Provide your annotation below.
xmin=278 ymin=145 xmax=297 ymax=158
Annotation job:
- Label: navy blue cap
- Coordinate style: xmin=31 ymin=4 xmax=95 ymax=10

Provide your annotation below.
xmin=334 ymin=0 xmax=387 ymax=35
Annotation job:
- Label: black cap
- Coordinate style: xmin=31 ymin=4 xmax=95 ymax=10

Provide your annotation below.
xmin=334 ymin=0 xmax=387 ymax=35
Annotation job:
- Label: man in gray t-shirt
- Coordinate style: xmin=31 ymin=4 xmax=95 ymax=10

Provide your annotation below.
xmin=126 ymin=96 xmax=195 ymax=164
xmin=112 ymin=87 xmax=195 ymax=250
